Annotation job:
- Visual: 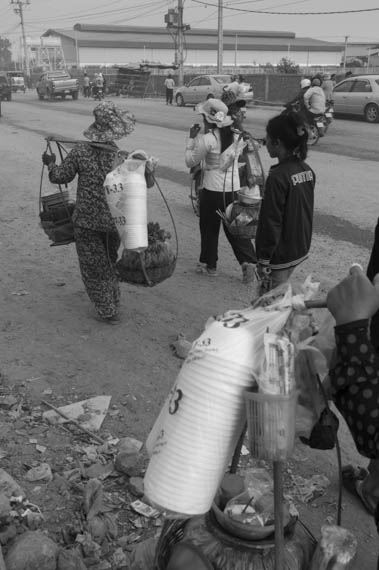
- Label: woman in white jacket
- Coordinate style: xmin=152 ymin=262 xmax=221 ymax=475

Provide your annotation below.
xmin=185 ymin=98 xmax=256 ymax=281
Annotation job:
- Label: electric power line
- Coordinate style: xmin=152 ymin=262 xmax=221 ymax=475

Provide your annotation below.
xmin=191 ymin=0 xmax=379 ymax=15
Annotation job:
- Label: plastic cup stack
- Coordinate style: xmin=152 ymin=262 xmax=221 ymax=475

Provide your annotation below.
xmin=144 ymin=354 xmax=255 ymax=516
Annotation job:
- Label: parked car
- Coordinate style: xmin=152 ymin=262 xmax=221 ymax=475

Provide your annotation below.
xmin=36 ymin=70 xmax=79 ymax=101
xmin=175 ymin=74 xmax=233 ymax=106
xmin=332 ymin=74 xmax=379 ymax=123
xmin=0 ymin=74 xmax=12 ymax=101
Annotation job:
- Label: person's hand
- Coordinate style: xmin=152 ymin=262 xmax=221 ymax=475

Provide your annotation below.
xmin=327 ymin=265 xmax=379 ymax=325
xmin=189 ymin=124 xmax=201 ymax=139
xmin=42 ymin=152 xmax=56 ymax=166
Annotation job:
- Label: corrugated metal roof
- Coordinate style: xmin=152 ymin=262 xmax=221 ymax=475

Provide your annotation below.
xmin=42 ymin=26 xmax=343 ymax=53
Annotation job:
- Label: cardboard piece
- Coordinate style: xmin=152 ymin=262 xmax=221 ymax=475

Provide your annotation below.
xmin=42 ymin=396 xmax=112 ymax=432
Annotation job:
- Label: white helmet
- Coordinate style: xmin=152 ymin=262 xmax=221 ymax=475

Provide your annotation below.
xmin=300 ymin=78 xmax=311 ymax=89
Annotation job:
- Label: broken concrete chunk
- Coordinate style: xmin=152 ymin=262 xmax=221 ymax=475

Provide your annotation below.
xmin=0 ymin=469 xmax=24 ymax=499
xmin=114 ymin=452 xmax=144 ymax=477
xmin=128 ymin=477 xmax=144 ymax=498
xmin=5 ymin=530 xmax=59 ymax=570
xmin=118 ymin=437 xmax=143 ymax=455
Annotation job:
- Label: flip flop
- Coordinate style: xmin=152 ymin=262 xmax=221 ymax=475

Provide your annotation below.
xmin=342 ymin=465 xmax=377 ymax=515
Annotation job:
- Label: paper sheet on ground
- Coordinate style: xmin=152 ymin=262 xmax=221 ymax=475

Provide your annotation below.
xmin=42 ymin=396 xmax=112 ymax=431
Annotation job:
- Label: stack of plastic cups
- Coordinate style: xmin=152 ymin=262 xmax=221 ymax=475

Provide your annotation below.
xmin=144 ymin=354 xmax=255 ymax=516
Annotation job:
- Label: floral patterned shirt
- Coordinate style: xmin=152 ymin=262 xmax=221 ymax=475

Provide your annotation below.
xmin=330 ymin=319 xmax=379 ymax=459
xmin=48 ymin=142 xmax=120 ymax=232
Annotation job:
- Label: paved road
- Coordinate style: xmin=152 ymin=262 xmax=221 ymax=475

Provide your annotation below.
xmin=3 ymin=91 xmax=379 ymax=248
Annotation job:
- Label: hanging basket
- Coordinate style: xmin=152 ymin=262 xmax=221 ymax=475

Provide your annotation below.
xmin=116 ymin=234 xmax=177 ymax=287
xmin=223 ymin=201 xmax=260 ymax=240
xmin=116 ymin=179 xmax=178 ymax=287
xmin=39 ymin=139 xmax=75 ymax=247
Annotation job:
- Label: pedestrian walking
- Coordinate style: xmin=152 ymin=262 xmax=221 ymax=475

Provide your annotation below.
xmin=164 ymin=74 xmax=175 ymax=105
xmin=41 ymin=101 xmax=136 ymax=323
xmin=185 ymin=98 xmax=256 ymax=281
xmin=255 ymin=111 xmax=315 ymax=292
xmin=83 ymin=73 xmax=90 ymax=98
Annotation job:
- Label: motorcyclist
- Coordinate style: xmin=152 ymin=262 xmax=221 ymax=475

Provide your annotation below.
xmin=93 ymin=73 xmax=104 ymax=100
xmin=285 ymin=78 xmax=311 ymax=115
xmin=322 ymin=73 xmax=335 ymax=104
xmin=303 ymin=76 xmax=326 ymax=122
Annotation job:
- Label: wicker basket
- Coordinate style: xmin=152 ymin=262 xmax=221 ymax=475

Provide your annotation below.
xmin=224 ymin=201 xmax=260 ymax=240
xmin=39 ymin=199 xmax=75 ymax=245
xmin=117 ymin=257 xmax=176 ymax=287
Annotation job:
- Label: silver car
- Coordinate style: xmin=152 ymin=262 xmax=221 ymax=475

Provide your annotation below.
xmin=175 ymin=74 xmax=232 ymax=106
xmin=332 ymin=74 xmax=379 ymax=123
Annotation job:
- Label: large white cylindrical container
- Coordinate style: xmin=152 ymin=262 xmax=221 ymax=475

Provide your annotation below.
xmin=104 ymin=158 xmax=148 ymax=250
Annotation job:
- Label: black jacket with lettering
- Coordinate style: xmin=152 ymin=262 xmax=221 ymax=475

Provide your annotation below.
xmin=255 ymin=158 xmax=315 ymax=270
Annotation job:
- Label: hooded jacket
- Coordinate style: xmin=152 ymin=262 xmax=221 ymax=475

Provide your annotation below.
xmin=255 ymin=159 xmax=315 ymax=270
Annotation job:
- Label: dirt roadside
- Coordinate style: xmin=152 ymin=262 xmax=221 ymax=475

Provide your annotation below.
xmin=0 ymin=102 xmax=377 ymax=568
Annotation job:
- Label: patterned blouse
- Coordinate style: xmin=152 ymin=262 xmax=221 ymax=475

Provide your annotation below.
xmin=330 ymin=319 xmax=379 ymax=459
xmin=48 ymin=142 xmax=120 ymax=232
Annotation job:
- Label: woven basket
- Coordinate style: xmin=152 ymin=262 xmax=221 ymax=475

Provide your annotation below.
xmin=40 ymin=216 xmax=75 ymax=245
xmin=153 ymin=519 xmax=188 ymax=570
xmin=117 ymin=257 xmax=176 ymax=287
xmin=224 ymin=201 xmax=260 ymax=240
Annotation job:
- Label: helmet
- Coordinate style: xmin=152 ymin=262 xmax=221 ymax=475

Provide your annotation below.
xmin=300 ymin=78 xmax=311 ymax=89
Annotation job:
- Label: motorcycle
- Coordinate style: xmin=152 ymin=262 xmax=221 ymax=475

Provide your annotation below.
xmin=93 ymin=85 xmax=104 ymax=101
xmin=283 ymin=101 xmax=329 ymax=147
xmin=322 ymin=99 xmax=334 ymax=133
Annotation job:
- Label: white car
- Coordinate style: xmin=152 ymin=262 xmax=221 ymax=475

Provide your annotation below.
xmin=332 ymin=74 xmax=379 ymax=123
xmin=175 ymin=74 xmax=253 ymax=107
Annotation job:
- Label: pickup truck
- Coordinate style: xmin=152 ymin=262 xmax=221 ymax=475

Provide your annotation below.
xmin=36 ymin=70 xmax=79 ymax=101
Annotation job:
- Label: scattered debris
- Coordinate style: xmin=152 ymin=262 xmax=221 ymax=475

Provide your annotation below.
xmin=0 ymin=470 xmax=25 ymax=499
xmin=130 ymin=500 xmax=160 ymax=519
xmin=42 ymin=399 xmax=107 ymax=444
xmin=170 ymin=334 xmax=192 ymax=360
xmin=291 ymin=474 xmax=331 ymax=503
xmin=24 ymin=463 xmax=53 ymax=483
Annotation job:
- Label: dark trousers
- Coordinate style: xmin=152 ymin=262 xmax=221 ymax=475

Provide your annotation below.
xmin=74 ymin=226 xmax=121 ymax=318
xmin=166 ymin=88 xmax=174 ymax=104
xmin=199 ymin=189 xmax=256 ymax=269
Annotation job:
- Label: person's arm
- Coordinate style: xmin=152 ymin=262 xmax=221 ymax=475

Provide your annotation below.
xmin=255 ymin=174 xmax=287 ymax=267
xmin=327 ymin=266 xmax=379 ymax=392
xmin=185 ymin=131 xmax=216 ymax=169
xmin=303 ymin=88 xmax=312 ymax=109
xmin=44 ymin=147 xmax=80 ymax=185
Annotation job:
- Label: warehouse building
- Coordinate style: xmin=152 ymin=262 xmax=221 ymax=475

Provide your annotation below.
xmin=41 ymin=24 xmax=343 ymax=68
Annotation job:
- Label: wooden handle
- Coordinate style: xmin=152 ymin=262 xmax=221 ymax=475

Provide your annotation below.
xmin=304 ymin=299 xmax=327 ymax=309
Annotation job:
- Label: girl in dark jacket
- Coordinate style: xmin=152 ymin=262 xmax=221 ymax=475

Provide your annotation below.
xmin=255 ymin=111 xmax=316 ymax=292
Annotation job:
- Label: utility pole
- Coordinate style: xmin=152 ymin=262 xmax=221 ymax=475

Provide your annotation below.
xmin=164 ymin=2 xmax=190 ymax=87
xmin=217 ymin=0 xmax=223 ymax=73
xmin=343 ymin=35 xmax=349 ymax=74
xmin=11 ymin=0 xmax=30 ymax=84
xmin=177 ymin=0 xmax=184 ymax=86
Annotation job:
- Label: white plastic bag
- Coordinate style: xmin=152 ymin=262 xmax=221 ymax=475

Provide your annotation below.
xmin=104 ymin=153 xmax=148 ymax=250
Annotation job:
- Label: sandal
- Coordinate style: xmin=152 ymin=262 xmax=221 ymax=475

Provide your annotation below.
xmin=342 ymin=465 xmax=377 ymax=515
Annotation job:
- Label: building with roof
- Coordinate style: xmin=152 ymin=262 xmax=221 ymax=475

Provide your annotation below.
xmin=41 ymin=24 xmax=343 ymax=69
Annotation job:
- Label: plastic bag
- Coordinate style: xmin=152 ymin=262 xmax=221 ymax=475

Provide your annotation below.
xmin=103 ymin=152 xmax=148 ymax=250
xmin=219 ymin=138 xmax=246 ymax=172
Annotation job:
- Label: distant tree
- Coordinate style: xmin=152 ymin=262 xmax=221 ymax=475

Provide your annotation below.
xmin=0 ymin=37 xmax=12 ymax=70
xmin=276 ymin=57 xmax=299 ymax=74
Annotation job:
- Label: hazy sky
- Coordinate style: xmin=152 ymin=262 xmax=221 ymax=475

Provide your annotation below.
xmin=1 ymin=0 xmax=379 ymax=48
